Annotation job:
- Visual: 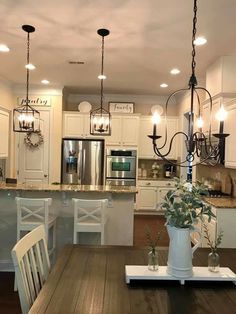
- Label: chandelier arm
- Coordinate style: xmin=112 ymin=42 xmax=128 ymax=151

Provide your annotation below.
xmin=154 ymin=131 xmax=188 ymax=156
xmin=158 ymin=88 xmax=190 ymax=150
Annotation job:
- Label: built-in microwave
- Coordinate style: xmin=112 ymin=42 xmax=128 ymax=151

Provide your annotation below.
xmin=106 ymin=149 xmax=137 ymax=181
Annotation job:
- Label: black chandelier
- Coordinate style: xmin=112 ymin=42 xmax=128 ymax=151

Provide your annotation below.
xmin=148 ymin=0 xmax=229 ymax=171
xmin=13 ymin=25 xmax=40 ymax=133
xmin=90 ymin=28 xmax=111 ymax=135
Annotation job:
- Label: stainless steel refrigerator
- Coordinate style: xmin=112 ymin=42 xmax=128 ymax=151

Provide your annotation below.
xmin=61 ymin=139 xmax=104 ymax=185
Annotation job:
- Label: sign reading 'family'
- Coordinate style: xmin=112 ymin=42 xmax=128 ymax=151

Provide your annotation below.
xmin=18 ymin=96 xmax=51 ymax=106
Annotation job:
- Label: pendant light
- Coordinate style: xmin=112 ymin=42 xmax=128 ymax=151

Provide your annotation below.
xmin=148 ymin=0 xmax=229 ymax=179
xmin=13 ymin=25 xmax=40 ymax=132
xmin=90 ymin=28 xmax=111 ymax=135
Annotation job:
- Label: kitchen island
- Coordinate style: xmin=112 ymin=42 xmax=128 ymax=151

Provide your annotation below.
xmin=0 ymin=183 xmax=137 ymax=271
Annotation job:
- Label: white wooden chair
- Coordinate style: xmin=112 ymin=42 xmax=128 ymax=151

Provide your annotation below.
xmin=16 ymin=197 xmax=57 ymax=256
xmin=11 ymin=225 xmax=51 ymax=314
xmin=72 ymin=198 xmax=108 ymax=245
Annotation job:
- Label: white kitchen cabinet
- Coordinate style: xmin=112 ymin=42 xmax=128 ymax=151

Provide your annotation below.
xmin=157 ymin=187 xmax=175 ymax=204
xmin=0 ymin=109 xmax=9 ymax=158
xmin=136 ymin=186 xmax=157 ymax=210
xmin=139 ymin=116 xmax=179 ymax=159
xmin=106 ymin=114 xmax=139 ymax=147
xmin=224 ymin=101 xmax=236 ymax=168
xmin=136 ymin=180 xmax=175 ymax=211
xmin=63 ymin=112 xmax=90 ymax=138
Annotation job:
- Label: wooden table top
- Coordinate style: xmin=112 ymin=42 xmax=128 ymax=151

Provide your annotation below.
xmin=29 ymin=245 xmax=236 ymax=314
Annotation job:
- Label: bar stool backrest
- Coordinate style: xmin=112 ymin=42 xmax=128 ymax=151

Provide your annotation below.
xmin=16 ymin=197 xmax=52 ymax=226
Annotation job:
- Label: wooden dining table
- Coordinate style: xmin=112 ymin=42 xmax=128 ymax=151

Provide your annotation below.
xmin=29 ymin=245 xmax=236 ymax=314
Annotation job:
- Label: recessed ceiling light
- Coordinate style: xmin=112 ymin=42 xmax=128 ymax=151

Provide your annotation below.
xmin=41 ymin=79 xmax=50 ymax=84
xmin=25 ymin=63 xmax=36 ymax=70
xmin=194 ymin=36 xmax=207 ymax=46
xmin=160 ymin=83 xmax=168 ymax=88
xmin=98 ymin=74 xmax=106 ymax=80
xmin=0 ymin=44 xmax=10 ymax=52
xmin=170 ymin=68 xmax=180 ymax=75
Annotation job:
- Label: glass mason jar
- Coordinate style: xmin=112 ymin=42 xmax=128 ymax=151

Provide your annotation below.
xmin=148 ymin=248 xmax=159 ymax=271
xmin=208 ymin=251 xmax=220 ymax=272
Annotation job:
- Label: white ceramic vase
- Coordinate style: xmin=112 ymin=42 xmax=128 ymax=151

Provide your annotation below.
xmin=167 ymin=225 xmax=201 ymax=278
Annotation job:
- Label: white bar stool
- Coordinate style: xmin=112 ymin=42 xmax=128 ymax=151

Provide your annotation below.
xmin=16 ymin=197 xmax=57 ymax=256
xmin=72 ymin=198 xmax=108 ymax=245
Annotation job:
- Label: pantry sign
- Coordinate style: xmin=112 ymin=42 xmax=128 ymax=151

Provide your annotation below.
xmin=17 ymin=96 xmax=51 ymax=106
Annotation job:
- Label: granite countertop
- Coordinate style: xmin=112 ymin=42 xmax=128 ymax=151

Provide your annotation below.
xmin=204 ymin=197 xmax=236 ymax=208
xmin=0 ymin=183 xmax=138 ymax=194
xmin=138 ymin=177 xmax=175 ymax=181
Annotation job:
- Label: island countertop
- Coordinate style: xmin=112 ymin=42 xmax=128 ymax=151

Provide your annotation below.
xmin=0 ymin=182 xmax=138 ymax=193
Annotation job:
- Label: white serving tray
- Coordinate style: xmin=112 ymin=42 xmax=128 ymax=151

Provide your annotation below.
xmin=125 ymin=266 xmax=236 ymax=285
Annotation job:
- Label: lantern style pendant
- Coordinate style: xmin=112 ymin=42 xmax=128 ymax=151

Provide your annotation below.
xmin=13 ymin=25 xmax=40 ymax=133
xmin=90 ymin=28 xmax=111 ymax=135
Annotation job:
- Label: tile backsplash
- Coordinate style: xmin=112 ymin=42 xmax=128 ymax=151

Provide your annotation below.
xmin=196 ymin=164 xmax=236 ymax=196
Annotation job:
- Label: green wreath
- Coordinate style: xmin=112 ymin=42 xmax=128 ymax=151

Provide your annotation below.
xmin=24 ymin=130 xmax=44 ymax=149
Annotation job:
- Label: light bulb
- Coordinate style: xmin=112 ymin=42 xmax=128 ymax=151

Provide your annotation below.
xmin=193 ymin=37 xmax=207 ymax=46
xmin=25 ymin=63 xmax=36 ymax=70
xmin=216 ymin=105 xmax=227 ymax=121
xmin=196 ymin=116 xmax=204 ymax=128
xmin=152 ymin=112 xmax=161 ymax=125
xmin=98 ymin=74 xmax=106 ymax=80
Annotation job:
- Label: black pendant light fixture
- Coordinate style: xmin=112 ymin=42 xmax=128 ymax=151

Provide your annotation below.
xmin=148 ymin=0 xmax=229 ymax=178
xmin=90 ymin=28 xmax=111 ymax=135
xmin=13 ymin=25 xmax=40 ymax=132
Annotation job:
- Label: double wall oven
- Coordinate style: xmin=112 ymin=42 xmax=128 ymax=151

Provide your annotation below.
xmin=106 ymin=149 xmax=137 ymax=186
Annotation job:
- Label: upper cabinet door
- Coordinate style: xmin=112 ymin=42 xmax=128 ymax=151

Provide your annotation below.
xmin=139 ymin=116 xmax=179 ymax=159
xmin=106 ymin=116 xmax=122 ymax=145
xmin=106 ymin=115 xmax=139 ymax=146
xmin=0 ymin=110 xmax=9 ymax=158
xmin=139 ymin=117 xmax=155 ymax=158
xmin=63 ymin=113 xmax=85 ymax=137
xmin=224 ymin=103 xmax=236 ymax=168
xmin=122 ymin=116 xmax=139 ymax=146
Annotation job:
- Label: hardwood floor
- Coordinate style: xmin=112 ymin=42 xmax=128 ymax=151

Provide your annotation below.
xmin=0 ymin=214 xmax=168 ymax=314
xmin=0 ymin=272 xmax=21 ymax=314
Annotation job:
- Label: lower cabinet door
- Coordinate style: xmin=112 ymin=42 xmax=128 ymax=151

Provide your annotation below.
xmin=137 ymin=187 xmax=157 ymax=210
xmin=157 ymin=187 xmax=175 ymax=208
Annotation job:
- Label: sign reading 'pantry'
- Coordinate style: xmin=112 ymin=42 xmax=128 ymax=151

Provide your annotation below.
xmin=109 ymin=102 xmax=134 ymax=113
xmin=17 ymin=96 xmax=51 ymax=106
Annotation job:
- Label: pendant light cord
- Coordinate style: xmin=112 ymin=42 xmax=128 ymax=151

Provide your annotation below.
xmin=100 ymin=35 xmax=105 ymax=114
xmin=189 ymin=0 xmax=198 ymax=86
xmin=26 ymin=31 xmax=30 ymax=108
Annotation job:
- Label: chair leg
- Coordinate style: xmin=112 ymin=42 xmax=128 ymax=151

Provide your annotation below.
xmin=52 ymin=222 xmax=56 ymax=252
xmin=101 ymin=231 xmax=104 ymax=245
xmin=73 ymin=230 xmax=77 ymax=244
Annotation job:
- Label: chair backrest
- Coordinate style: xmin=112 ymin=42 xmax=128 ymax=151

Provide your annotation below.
xmin=72 ymin=198 xmax=108 ymax=225
xmin=11 ymin=225 xmax=50 ymax=314
xmin=16 ymin=197 xmax=52 ymax=225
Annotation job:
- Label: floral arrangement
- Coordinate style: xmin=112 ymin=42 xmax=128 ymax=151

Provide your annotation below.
xmin=203 ymin=223 xmax=224 ymax=252
xmin=161 ymin=177 xmax=216 ymax=229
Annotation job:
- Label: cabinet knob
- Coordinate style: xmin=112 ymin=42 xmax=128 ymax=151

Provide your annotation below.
xmin=44 ymin=174 xmax=48 ymax=178
xmin=166 ymin=182 xmax=171 ymax=186
xmin=146 ymin=182 xmax=151 ymax=185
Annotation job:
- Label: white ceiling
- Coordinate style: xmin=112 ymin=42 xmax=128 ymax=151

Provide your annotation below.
xmin=0 ymin=0 xmax=236 ymax=95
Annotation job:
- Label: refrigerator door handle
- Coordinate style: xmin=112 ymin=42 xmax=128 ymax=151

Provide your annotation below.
xmin=77 ymin=150 xmax=82 ymax=184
